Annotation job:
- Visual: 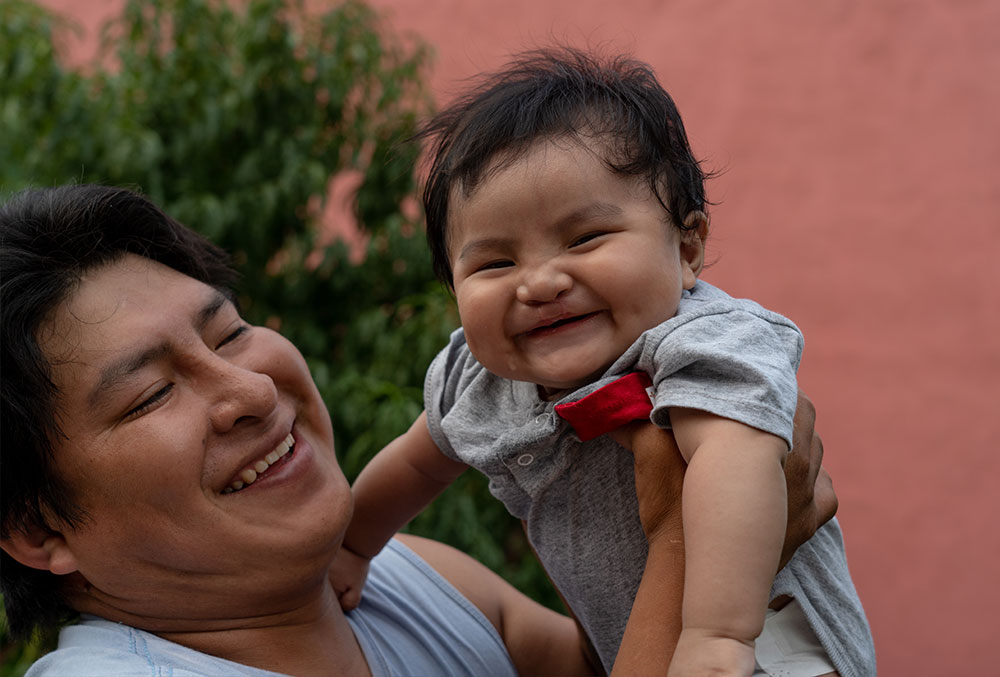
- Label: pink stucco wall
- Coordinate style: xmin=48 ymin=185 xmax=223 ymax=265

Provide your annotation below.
xmin=34 ymin=1 xmax=1000 ymax=674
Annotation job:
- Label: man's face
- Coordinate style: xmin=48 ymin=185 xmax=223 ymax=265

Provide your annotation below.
xmin=38 ymin=254 xmax=352 ymax=628
xmin=447 ymin=138 xmax=704 ymax=396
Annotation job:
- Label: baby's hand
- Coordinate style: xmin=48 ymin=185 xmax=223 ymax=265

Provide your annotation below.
xmin=330 ymin=546 xmax=371 ymax=611
xmin=668 ymin=628 xmax=756 ymax=677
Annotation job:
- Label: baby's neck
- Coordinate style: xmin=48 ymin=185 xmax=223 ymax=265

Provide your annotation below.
xmin=537 ymin=384 xmax=573 ymax=402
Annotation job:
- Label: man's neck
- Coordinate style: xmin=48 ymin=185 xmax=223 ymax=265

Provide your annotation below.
xmin=159 ymin=591 xmax=371 ymax=677
xmin=73 ymin=576 xmax=371 ymax=676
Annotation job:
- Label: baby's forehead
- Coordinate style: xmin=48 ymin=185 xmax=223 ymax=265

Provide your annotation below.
xmin=457 ymin=133 xmax=640 ymax=199
xmin=500 ymin=133 xmax=614 ymax=169
xmin=445 ymin=140 xmax=674 ymax=248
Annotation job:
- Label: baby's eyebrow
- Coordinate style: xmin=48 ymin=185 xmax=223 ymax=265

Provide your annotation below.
xmin=554 ymin=201 xmax=624 ymax=230
xmin=457 ymin=237 xmax=513 ymax=262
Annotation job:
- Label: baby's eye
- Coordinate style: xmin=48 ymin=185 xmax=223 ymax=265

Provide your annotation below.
xmin=570 ymin=232 xmax=605 ymax=247
xmin=476 ymin=260 xmax=514 ymax=272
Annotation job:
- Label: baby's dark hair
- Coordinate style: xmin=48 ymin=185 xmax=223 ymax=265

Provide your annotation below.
xmin=418 ymin=47 xmax=710 ymax=288
xmin=0 ymin=184 xmax=237 ymax=641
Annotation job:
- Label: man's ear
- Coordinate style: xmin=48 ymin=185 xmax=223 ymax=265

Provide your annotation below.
xmin=2 ymin=529 xmax=79 ymax=576
xmin=679 ymin=210 xmax=709 ymax=289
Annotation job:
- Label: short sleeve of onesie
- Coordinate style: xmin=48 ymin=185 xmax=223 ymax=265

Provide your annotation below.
xmin=627 ymin=281 xmax=804 ymax=448
xmin=424 ymin=328 xmax=476 ymax=462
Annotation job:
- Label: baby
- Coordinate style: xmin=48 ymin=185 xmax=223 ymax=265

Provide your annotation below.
xmin=334 ymin=49 xmax=874 ymax=675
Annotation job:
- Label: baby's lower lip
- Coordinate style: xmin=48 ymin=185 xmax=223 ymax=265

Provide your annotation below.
xmin=523 ymin=312 xmax=599 ymax=337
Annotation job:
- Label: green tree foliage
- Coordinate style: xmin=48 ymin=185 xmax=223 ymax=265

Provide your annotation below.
xmin=0 ymin=0 xmax=557 ymax=672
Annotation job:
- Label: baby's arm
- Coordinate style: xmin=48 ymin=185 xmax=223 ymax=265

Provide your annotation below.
xmin=668 ymin=408 xmax=788 ymax=676
xmin=332 ymin=411 xmax=468 ymax=609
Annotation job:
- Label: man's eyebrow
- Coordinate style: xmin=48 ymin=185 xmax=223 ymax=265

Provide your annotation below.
xmin=87 ymin=291 xmax=231 ymax=408
xmin=87 ymin=343 xmax=170 ymax=409
xmin=195 ymin=291 xmax=230 ymax=332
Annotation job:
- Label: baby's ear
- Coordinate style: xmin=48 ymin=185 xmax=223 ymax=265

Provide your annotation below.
xmin=2 ymin=528 xmax=79 ymax=576
xmin=679 ymin=211 xmax=709 ymax=288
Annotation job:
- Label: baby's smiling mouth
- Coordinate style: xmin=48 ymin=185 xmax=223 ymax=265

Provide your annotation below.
xmin=222 ymin=433 xmax=295 ymax=494
xmin=523 ymin=312 xmax=599 ymax=337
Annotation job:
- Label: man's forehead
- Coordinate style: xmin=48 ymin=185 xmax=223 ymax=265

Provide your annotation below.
xmin=39 ymin=257 xmax=224 ymax=378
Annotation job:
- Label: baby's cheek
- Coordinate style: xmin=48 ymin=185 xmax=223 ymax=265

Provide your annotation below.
xmin=635 ymin=294 xmax=681 ymax=325
xmin=469 ymin=337 xmax=517 ymax=381
xmin=461 ymin=329 xmax=489 ymax=364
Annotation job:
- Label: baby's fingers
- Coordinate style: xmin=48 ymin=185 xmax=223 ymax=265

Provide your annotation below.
xmin=337 ymin=584 xmax=363 ymax=611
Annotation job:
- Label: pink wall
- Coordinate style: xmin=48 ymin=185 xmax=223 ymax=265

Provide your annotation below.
xmin=36 ymin=0 xmax=1000 ymax=674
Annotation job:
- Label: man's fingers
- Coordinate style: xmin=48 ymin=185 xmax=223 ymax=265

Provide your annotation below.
xmin=813 ymin=466 xmax=838 ymax=525
xmin=808 ymin=431 xmax=824 ymax=484
xmin=794 ymin=390 xmax=816 ymax=430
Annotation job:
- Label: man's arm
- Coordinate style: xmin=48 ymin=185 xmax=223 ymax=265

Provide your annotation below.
xmin=399 ymin=533 xmax=600 ymax=677
xmin=333 ymin=412 xmax=467 ymax=608
xmin=609 ymin=389 xmax=837 ymax=674
xmin=610 ymin=420 xmax=688 ymax=675
xmin=780 ymin=391 xmax=835 ymax=570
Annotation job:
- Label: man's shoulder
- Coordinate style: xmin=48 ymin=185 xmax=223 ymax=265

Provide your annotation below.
xmin=352 ymin=537 xmax=517 ymax=677
xmin=27 ymin=618 xmax=278 ymax=677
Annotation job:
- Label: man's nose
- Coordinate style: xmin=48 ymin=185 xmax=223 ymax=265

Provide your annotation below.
xmin=206 ymin=358 xmax=279 ymax=433
xmin=515 ymin=262 xmax=573 ymax=305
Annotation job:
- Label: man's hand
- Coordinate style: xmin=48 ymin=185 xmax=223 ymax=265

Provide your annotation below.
xmin=330 ymin=546 xmax=371 ymax=611
xmin=781 ymin=390 xmax=837 ymax=569
xmin=613 ymin=388 xmax=836 ymax=567
xmin=609 ymin=387 xmax=837 ymax=674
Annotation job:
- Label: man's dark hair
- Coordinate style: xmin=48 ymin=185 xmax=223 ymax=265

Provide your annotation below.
xmin=0 ymin=184 xmax=237 ymax=641
xmin=418 ymin=47 xmax=711 ymax=288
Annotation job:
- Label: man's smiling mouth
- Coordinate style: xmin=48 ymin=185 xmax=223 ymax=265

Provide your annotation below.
xmin=222 ymin=433 xmax=295 ymax=494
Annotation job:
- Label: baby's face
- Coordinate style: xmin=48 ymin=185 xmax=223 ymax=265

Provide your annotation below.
xmin=447 ymin=137 xmax=705 ymax=396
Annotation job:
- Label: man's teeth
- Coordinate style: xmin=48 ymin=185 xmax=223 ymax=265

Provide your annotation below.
xmin=223 ymin=433 xmax=294 ymax=494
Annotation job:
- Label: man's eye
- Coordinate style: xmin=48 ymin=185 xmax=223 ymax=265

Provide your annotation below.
xmin=124 ymin=384 xmax=172 ymax=419
xmin=217 ymin=325 xmax=249 ymax=349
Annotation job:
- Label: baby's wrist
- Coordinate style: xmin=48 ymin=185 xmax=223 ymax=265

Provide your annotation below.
xmin=671 ymin=630 xmax=755 ymax=676
xmin=341 ymin=538 xmax=377 ymax=561
xmin=678 ymin=626 xmax=756 ymax=649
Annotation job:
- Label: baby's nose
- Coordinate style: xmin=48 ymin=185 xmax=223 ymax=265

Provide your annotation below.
xmin=516 ymin=265 xmax=573 ymax=304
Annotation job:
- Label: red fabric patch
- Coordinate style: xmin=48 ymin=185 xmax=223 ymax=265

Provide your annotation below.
xmin=554 ymin=372 xmax=654 ymax=442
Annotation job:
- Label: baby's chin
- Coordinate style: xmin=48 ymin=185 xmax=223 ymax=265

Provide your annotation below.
xmin=526 ymin=370 xmax=611 ymax=401
xmin=474 ymin=350 xmax=615 ymax=398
